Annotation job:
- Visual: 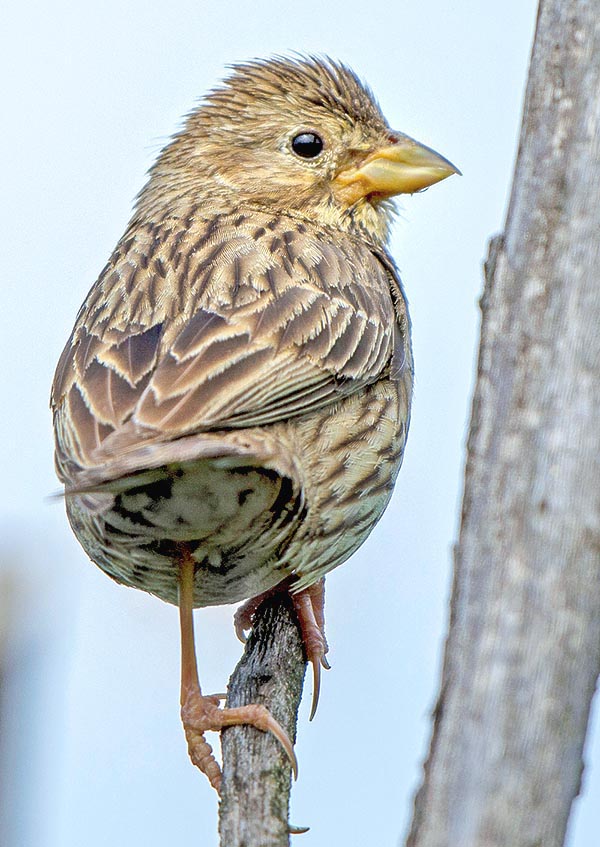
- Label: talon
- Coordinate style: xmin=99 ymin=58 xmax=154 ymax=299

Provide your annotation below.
xmin=233 ymin=595 xmax=262 ymax=643
xmin=289 ymin=824 xmax=311 ymax=834
xmin=309 ymin=657 xmax=321 ymax=722
xmin=232 ymin=584 xmax=294 ymax=644
xmin=262 ymin=714 xmax=299 ymax=780
xmin=219 ymin=702 xmax=298 ymax=779
xmin=233 ymin=612 xmax=249 ymax=643
xmin=291 ymin=579 xmax=329 ymax=720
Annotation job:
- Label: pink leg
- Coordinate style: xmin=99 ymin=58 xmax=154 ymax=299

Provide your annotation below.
xmin=179 ymin=552 xmax=297 ymax=792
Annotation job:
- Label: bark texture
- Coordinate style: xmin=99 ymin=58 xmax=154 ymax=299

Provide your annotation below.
xmin=406 ymin=2 xmax=600 ymax=846
xmin=218 ymin=596 xmax=306 ymax=847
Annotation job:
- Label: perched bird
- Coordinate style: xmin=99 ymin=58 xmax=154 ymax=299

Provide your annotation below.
xmin=51 ymin=56 xmax=458 ymax=791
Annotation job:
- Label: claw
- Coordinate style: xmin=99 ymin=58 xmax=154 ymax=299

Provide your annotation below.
xmin=289 ymin=824 xmax=311 ymax=835
xmin=308 ymin=651 xmax=332 ymax=718
xmin=291 ymin=579 xmax=329 ymax=720
xmin=233 ymin=595 xmax=265 ymax=643
xmin=309 ymin=657 xmax=321 ymax=722
xmin=220 ymin=703 xmax=299 ymax=779
xmin=261 ymin=711 xmax=299 ymax=780
xmin=232 ymin=581 xmax=297 ymax=645
xmin=234 ymin=618 xmax=248 ymax=644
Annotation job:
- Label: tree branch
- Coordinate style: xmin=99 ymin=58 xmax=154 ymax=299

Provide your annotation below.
xmin=406 ymin=2 xmax=600 ymax=846
xmin=218 ymin=595 xmax=306 ymax=847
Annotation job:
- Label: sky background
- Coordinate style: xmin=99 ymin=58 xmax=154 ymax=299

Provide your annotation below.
xmin=1 ymin=1 xmax=598 ymax=845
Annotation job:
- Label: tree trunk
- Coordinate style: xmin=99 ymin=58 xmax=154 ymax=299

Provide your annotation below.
xmin=218 ymin=596 xmax=306 ymax=847
xmin=406 ymin=2 xmax=600 ymax=846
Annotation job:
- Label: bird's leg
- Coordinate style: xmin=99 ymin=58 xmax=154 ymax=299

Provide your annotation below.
xmin=290 ymin=579 xmax=330 ymax=720
xmin=178 ymin=550 xmax=298 ymax=792
xmin=179 ymin=550 xmax=223 ymax=791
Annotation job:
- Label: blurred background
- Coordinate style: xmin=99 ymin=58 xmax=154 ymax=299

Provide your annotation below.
xmin=1 ymin=1 xmax=598 ymax=845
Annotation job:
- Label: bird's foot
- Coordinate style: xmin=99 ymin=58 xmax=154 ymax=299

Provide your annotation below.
xmin=234 ymin=593 xmax=267 ymax=643
xmin=233 ymin=581 xmax=291 ymax=642
xmin=234 ymin=579 xmax=330 ymax=719
xmin=181 ymin=692 xmax=224 ymax=791
xmin=290 ymin=580 xmax=330 ymax=720
xmin=181 ymin=689 xmax=298 ymax=792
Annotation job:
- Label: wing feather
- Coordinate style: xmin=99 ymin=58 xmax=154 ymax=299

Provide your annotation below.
xmin=52 ymin=210 xmax=407 ymax=478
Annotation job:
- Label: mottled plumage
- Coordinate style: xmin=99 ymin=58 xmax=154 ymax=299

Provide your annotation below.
xmin=51 ymin=55 xmax=457 ymax=789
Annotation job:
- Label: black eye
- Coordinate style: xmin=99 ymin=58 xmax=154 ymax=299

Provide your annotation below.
xmin=291 ymin=132 xmax=324 ymax=159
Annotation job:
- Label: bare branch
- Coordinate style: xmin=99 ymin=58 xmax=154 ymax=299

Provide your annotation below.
xmin=406 ymin=2 xmax=600 ymax=846
xmin=219 ymin=596 xmax=306 ymax=847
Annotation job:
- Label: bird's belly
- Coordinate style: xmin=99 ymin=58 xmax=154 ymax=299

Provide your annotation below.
xmin=67 ymin=459 xmax=304 ymax=607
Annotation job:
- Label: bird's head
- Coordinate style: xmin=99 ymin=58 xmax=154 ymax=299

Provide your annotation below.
xmin=138 ymin=56 xmax=459 ymax=244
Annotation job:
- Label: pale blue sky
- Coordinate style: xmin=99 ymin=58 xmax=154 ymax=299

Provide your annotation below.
xmin=1 ymin=1 xmax=598 ymax=845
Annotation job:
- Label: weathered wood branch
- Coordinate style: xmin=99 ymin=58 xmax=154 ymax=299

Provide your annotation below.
xmin=218 ymin=596 xmax=306 ymax=847
xmin=406 ymin=2 xmax=600 ymax=846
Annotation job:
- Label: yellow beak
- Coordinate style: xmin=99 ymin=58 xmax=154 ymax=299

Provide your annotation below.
xmin=334 ymin=133 xmax=460 ymax=204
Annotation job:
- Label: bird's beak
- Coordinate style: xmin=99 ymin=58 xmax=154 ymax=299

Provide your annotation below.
xmin=333 ymin=133 xmax=460 ymax=204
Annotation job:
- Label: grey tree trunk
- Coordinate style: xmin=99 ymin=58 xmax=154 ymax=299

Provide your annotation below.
xmin=406 ymin=2 xmax=600 ymax=846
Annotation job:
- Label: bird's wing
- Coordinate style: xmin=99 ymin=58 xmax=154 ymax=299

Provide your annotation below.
xmin=52 ymin=212 xmax=407 ymax=477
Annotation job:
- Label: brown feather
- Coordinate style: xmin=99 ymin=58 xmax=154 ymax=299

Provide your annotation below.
xmin=53 ymin=210 xmax=400 ymax=469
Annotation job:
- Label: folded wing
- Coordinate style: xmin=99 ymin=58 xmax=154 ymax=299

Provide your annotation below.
xmin=51 ymin=212 xmax=404 ymax=481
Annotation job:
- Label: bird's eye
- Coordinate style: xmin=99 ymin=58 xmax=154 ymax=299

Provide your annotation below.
xmin=291 ymin=132 xmax=324 ymax=159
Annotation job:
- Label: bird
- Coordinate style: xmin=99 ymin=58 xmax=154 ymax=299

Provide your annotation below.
xmin=51 ymin=55 xmax=458 ymax=792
